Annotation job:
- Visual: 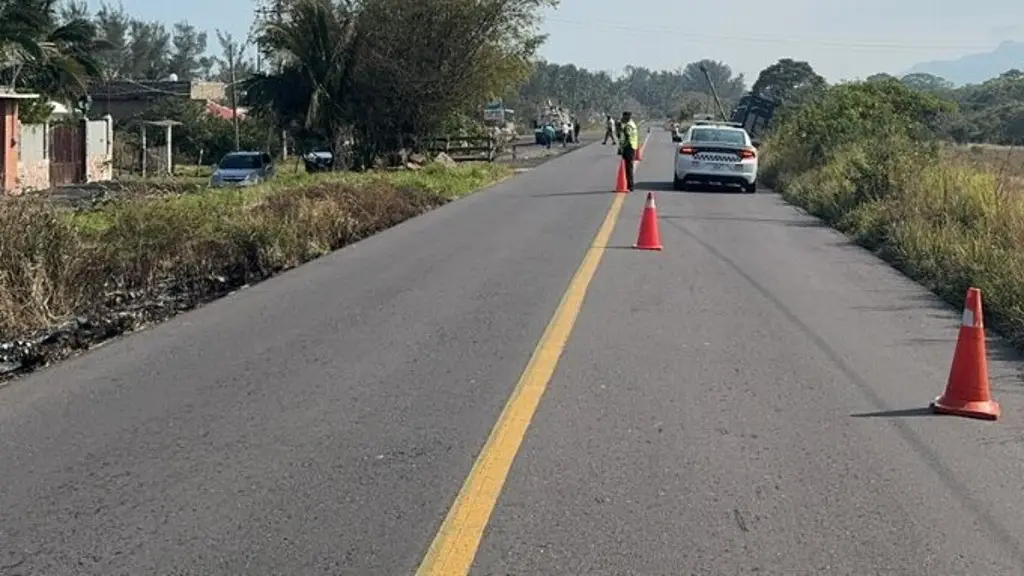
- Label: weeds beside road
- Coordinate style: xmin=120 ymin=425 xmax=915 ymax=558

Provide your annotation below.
xmin=763 ymin=79 xmax=1024 ymax=350
xmin=0 ymin=162 xmax=510 ymax=379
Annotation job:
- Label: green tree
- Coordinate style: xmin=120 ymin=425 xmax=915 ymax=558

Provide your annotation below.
xmin=767 ymin=77 xmax=954 ymax=179
xmin=245 ymin=0 xmax=360 ymax=165
xmin=213 ymin=31 xmax=254 ymax=85
xmin=0 ymin=0 xmax=108 ymax=110
xmin=136 ymin=97 xmax=275 ymax=164
xmin=866 ymin=73 xmax=897 ymax=83
xmin=57 ymin=0 xmax=88 ymax=22
xmin=168 ymin=21 xmax=214 ymax=80
xmin=248 ymin=0 xmax=556 ymax=169
xmin=676 ymin=93 xmax=704 ymax=122
xmin=680 ymin=59 xmax=745 ymax=102
xmin=751 ymin=58 xmax=826 ymax=105
xmin=92 ymin=2 xmax=130 ymax=79
xmin=124 ymin=19 xmax=171 ymax=79
xmin=945 ymin=70 xmax=1024 ymax=144
xmin=511 ymin=58 xmax=750 ymax=125
xmin=348 ymin=0 xmax=555 ymax=164
xmin=900 ymin=73 xmax=954 ymax=95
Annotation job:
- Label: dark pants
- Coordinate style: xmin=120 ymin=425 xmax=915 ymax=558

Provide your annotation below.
xmin=622 ymin=147 xmax=635 ymax=190
xmin=603 ymin=129 xmax=616 ymax=144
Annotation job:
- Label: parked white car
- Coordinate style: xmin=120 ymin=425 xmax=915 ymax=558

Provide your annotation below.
xmin=673 ymin=122 xmax=759 ymax=193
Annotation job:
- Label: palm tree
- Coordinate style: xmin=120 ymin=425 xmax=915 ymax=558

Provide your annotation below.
xmin=0 ymin=0 xmax=49 ymax=89
xmin=245 ymin=0 xmax=361 ymax=167
xmin=0 ymin=0 xmax=107 ymax=101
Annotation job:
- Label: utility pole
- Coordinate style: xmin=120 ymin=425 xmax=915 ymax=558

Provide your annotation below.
xmin=229 ymin=41 xmax=240 ymax=150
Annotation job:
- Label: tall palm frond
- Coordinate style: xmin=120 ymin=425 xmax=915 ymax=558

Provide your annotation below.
xmin=0 ymin=0 xmax=49 ymax=87
xmin=0 ymin=0 xmax=109 ymax=96
xmin=255 ymin=0 xmax=359 ymax=134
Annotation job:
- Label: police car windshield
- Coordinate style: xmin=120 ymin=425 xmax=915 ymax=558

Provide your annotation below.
xmin=691 ymin=128 xmax=746 ymax=145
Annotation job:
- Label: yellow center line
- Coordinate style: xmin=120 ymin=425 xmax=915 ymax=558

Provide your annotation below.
xmin=415 ymin=190 xmax=628 ymax=576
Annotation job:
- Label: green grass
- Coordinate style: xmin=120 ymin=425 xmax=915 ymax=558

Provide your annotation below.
xmin=0 ymin=162 xmax=511 ymax=339
xmin=763 ymin=93 xmax=1024 ymax=349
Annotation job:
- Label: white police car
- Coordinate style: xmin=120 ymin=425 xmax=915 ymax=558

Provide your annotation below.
xmin=673 ymin=122 xmax=759 ymax=193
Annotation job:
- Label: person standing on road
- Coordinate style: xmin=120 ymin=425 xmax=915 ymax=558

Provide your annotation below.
xmin=573 ymin=117 xmax=581 ymax=143
xmin=619 ymin=111 xmax=638 ymax=192
xmin=602 ymin=115 xmax=617 ymax=145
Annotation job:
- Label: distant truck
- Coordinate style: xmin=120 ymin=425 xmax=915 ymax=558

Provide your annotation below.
xmin=693 ymin=63 xmax=777 ymax=137
xmin=532 ymin=102 xmax=572 ymax=144
xmin=483 ymin=100 xmax=518 ymax=141
xmin=728 ymin=93 xmax=777 ymax=137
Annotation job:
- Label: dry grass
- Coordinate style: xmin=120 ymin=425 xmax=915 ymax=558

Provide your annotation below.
xmin=770 ymin=139 xmax=1024 ymax=349
xmin=0 ymin=162 xmax=510 ymax=341
xmin=759 ymin=79 xmax=1024 ymax=349
xmin=944 ymin=143 xmax=1024 ymax=190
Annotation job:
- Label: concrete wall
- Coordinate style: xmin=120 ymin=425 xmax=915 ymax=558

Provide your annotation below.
xmin=18 ymin=123 xmax=49 ymax=192
xmin=85 ymin=116 xmax=113 ymax=182
xmin=3 ymin=117 xmax=114 ymax=193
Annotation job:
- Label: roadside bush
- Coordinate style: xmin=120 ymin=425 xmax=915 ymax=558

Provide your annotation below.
xmin=0 ymin=163 xmax=509 ymax=343
xmin=763 ymin=79 xmax=1024 ymax=349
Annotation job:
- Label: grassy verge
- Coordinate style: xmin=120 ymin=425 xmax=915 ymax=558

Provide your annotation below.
xmin=762 ymin=79 xmax=1024 ymax=349
xmin=0 ymin=162 xmax=510 ymax=376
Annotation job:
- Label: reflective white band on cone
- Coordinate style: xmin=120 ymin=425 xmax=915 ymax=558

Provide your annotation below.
xmin=962 ymin=308 xmax=976 ymax=327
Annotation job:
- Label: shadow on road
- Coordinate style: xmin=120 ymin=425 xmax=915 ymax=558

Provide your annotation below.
xmin=850 ymin=293 xmax=948 ymax=313
xmin=635 ymin=181 xmax=772 ymax=195
xmin=530 ymin=190 xmax=613 ymax=198
xmin=680 ymin=187 xmax=750 ymax=194
xmin=850 ymin=407 xmax=935 ymax=418
xmin=634 ymin=181 xmax=675 ymax=192
xmin=660 ymin=214 xmax=824 ymax=227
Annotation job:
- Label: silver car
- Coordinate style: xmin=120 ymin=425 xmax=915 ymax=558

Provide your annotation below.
xmin=210 ymin=151 xmax=275 ymax=187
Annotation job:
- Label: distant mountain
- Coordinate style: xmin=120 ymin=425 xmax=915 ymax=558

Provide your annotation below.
xmin=905 ymin=40 xmax=1024 ymax=86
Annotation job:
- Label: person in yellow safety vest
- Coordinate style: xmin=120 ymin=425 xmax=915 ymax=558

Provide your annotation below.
xmin=619 ymin=111 xmax=638 ymax=192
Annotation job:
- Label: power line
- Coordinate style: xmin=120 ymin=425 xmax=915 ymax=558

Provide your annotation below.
xmin=543 ymin=17 xmax=1000 ymax=51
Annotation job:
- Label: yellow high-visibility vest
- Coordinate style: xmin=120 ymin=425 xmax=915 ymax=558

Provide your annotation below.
xmin=623 ymin=120 xmax=639 ymax=149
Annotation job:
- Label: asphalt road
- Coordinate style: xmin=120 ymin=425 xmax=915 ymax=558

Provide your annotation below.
xmin=3 ymin=130 xmax=1024 ymax=575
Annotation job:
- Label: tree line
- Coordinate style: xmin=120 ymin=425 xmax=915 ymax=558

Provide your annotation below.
xmin=511 ymin=57 xmax=830 ymax=126
xmin=1 ymin=0 xmax=1021 ymax=171
xmin=526 ymin=59 xmax=1024 ymax=146
xmin=865 ymin=71 xmax=1024 ymax=145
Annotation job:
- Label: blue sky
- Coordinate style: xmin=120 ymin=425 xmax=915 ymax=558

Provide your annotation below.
xmin=85 ymin=0 xmax=1024 ymax=82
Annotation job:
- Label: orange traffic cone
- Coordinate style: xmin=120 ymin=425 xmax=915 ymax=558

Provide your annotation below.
xmin=615 ymin=159 xmax=629 ymax=193
xmin=634 ymin=192 xmax=663 ymax=251
xmin=931 ymin=287 xmax=999 ymax=420
xmin=636 ymin=145 xmax=644 ymax=162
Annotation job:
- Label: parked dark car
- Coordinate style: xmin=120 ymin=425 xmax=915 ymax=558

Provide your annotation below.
xmin=303 ymin=148 xmax=334 ymax=172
